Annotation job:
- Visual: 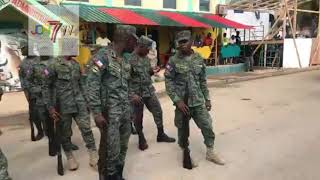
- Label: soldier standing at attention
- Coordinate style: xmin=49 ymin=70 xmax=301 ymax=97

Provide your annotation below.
xmin=129 ymin=36 xmax=175 ymax=151
xmin=0 ymin=87 xmax=12 ymax=180
xmin=18 ymin=45 xmax=44 ymax=141
xmin=165 ymin=30 xmax=225 ymax=167
xmin=87 ymin=25 xmax=138 ymax=180
xmin=46 ymin=56 xmax=98 ymax=171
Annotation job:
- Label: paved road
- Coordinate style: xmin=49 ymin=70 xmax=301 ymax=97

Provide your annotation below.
xmin=0 ymin=70 xmax=319 ymax=180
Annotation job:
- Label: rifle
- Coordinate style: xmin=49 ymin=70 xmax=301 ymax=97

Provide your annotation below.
xmin=28 ymin=98 xmax=36 ymax=141
xmin=182 ymin=96 xmax=192 ymax=170
xmin=54 ymin=119 xmax=64 ymax=176
xmin=98 ymin=112 xmax=108 ymax=180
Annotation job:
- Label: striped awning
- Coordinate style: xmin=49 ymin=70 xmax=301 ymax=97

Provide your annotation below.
xmin=64 ymin=3 xmax=252 ymax=29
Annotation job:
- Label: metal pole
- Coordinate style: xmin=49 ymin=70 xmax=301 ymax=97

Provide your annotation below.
xmin=318 ymin=1 xmax=320 ymax=36
xmin=284 ymin=0 xmax=302 ymax=68
xmin=264 ymin=44 xmax=267 ymax=67
xmin=293 ymin=0 xmax=297 ymax=38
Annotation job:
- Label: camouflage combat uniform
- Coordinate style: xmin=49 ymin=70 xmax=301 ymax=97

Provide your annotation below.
xmin=87 ymin=46 xmax=132 ymax=176
xmin=0 ymin=88 xmax=11 ymax=180
xmin=165 ymin=33 xmax=215 ymax=149
xmin=19 ymin=56 xmax=45 ymax=136
xmin=129 ymin=51 xmax=162 ymax=129
xmin=129 ymin=36 xmax=175 ymax=150
xmin=0 ymin=149 xmax=11 ymax=180
xmin=46 ymin=57 xmax=97 ymax=153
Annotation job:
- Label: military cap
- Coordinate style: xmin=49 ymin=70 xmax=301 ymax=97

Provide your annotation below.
xmin=137 ymin=35 xmax=153 ymax=49
xmin=175 ymin=30 xmax=192 ymax=42
xmin=116 ymin=25 xmax=138 ymax=40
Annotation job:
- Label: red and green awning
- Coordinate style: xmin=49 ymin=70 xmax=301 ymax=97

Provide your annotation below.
xmin=64 ymin=3 xmax=252 ymax=29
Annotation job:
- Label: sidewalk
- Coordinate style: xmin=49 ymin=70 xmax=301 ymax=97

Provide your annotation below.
xmin=154 ymin=66 xmax=320 ymax=98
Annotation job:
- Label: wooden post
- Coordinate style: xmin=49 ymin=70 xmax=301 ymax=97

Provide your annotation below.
xmin=215 ymin=28 xmax=219 ymax=66
xmin=284 ymin=0 xmax=302 ymax=68
xmin=264 ymin=44 xmax=267 ymax=67
xmin=252 ymin=15 xmax=282 ymax=56
xmin=283 ymin=10 xmax=287 ymax=39
xmin=318 ymin=1 xmax=320 ymax=37
xmin=145 ymin=26 xmax=148 ymax=36
xmin=293 ymin=0 xmax=297 ymax=37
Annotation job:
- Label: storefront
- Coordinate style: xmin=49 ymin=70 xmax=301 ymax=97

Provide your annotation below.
xmin=62 ymin=2 xmax=252 ymax=68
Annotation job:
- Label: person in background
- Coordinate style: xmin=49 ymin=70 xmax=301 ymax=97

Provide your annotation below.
xmin=193 ymin=35 xmax=203 ymax=47
xmin=235 ymin=31 xmax=241 ymax=45
xmin=222 ymin=33 xmax=229 ymax=46
xmin=96 ymin=28 xmax=111 ymax=47
xmin=203 ymin=33 xmax=213 ymax=46
xmin=147 ymin=34 xmax=158 ymax=68
xmin=229 ymin=35 xmax=236 ymax=45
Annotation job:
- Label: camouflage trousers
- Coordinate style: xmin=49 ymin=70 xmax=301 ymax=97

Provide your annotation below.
xmin=29 ymin=99 xmax=46 ymax=134
xmin=99 ymin=106 xmax=131 ymax=176
xmin=174 ymin=104 xmax=215 ymax=148
xmin=132 ymin=94 xmax=163 ymax=130
xmin=33 ymin=105 xmax=52 ymax=137
xmin=0 ymin=149 xmax=11 ymax=180
xmin=60 ymin=106 xmax=97 ymax=152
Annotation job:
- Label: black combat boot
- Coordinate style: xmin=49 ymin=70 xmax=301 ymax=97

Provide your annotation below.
xmin=34 ymin=131 xmax=44 ymax=141
xmin=157 ymin=127 xmax=176 ymax=143
xmin=138 ymin=132 xmax=148 ymax=151
xmin=107 ymin=173 xmax=121 ymax=180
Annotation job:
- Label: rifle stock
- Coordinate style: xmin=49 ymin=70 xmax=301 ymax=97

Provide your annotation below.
xmin=54 ymin=120 xmax=64 ymax=176
xmin=182 ymin=96 xmax=192 ymax=170
xmin=29 ymin=100 xmax=36 ymax=141
xmin=98 ymin=112 xmax=108 ymax=180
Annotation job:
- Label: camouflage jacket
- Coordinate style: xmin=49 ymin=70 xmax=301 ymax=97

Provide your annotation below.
xmin=45 ymin=57 xmax=87 ymax=114
xmin=18 ymin=56 xmax=37 ymax=92
xmin=129 ymin=53 xmax=155 ymax=98
xmin=87 ymin=46 xmax=131 ymax=115
xmin=27 ymin=58 xmax=51 ymax=106
xmin=164 ymin=52 xmax=210 ymax=107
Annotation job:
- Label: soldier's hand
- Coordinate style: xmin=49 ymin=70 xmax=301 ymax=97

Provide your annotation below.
xmin=153 ymin=66 xmax=161 ymax=74
xmin=205 ymin=100 xmax=212 ymax=111
xmin=131 ymin=95 xmax=142 ymax=105
xmin=94 ymin=113 xmax=107 ymax=129
xmin=176 ymin=101 xmax=189 ymax=116
xmin=49 ymin=107 xmax=60 ymax=122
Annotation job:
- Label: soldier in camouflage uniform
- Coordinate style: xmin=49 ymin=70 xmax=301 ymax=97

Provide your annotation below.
xmin=165 ymin=30 xmax=225 ymax=167
xmin=87 ymin=25 xmax=138 ymax=180
xmin=129 ymin=36 xmax=175 ymax=151
xmin=0 ymin=88 xmax=12 ymax=180
xmin=19 ymin=45 xmax=44 ymax=141
xmin=46 ymin=56 xmax=98 ymax=171
xmin=27 ymin=54 xmax=59 ymax=157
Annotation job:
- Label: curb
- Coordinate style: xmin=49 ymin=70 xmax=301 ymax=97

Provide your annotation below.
xmin=156 ymin=66 xmax=320 ymax=99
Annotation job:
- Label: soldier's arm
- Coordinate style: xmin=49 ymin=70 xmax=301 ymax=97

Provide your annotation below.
xmin=87 ymin=51 xmax=107 ymax=115
xmin=199 ymin=58 xmax=210 ymax=101
xmin=78 ymin=63 xmax=89 ymax=103
xmin=43 ymin=63 xmax=57 ymax=110
xmin=164 ymin=59 xmax=181 ymax=104
xmin=18 ymin=62 xmax=30 ymax=100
